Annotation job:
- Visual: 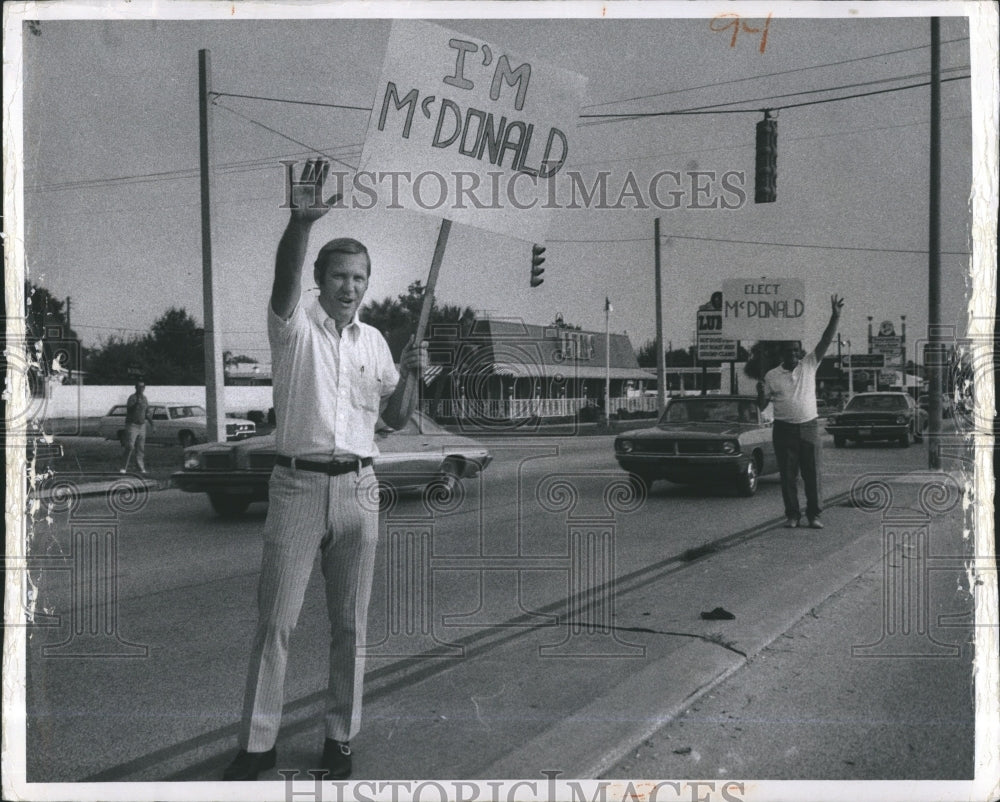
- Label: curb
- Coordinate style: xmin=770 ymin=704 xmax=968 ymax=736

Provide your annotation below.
xmin=32 ymin=476 xmax=163 ymax=502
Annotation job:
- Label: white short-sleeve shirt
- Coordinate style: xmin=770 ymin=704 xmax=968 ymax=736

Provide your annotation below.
xmin=762 ymin=351 xmax=819 ymax=424
xmin=268 ymin=296 xmax=399 ymax=459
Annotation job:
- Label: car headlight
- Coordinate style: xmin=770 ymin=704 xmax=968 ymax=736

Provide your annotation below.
xmin=895 ymin=415 xmax=906 ymax=424
xmin=618 ymin=439 xmax=634 ymax=453
xmin=184 ymin=451 xmax=203 ymax=470
xmin=722 ymin=440 xmax=737 ymax=454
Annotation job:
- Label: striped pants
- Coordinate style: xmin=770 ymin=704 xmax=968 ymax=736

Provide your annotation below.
xmin=238 ymin=463 xmax=379 ymax=751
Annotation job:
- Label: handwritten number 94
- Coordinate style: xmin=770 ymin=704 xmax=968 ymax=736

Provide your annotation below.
xmin=710 ymin=12 xmax=772 ymax=54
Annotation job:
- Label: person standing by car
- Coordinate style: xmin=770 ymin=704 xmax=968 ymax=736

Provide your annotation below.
xmin=119 ymin=380 xmax=153 ymax=474
xmin=756 ymin=294 xmax=844 ymax=529
xmin=223 ymin=159 xmax=426 ymax=782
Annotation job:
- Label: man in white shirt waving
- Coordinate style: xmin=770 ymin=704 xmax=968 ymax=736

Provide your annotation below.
xmin=756 ymin=294 xmax=844 ymax=530
xmin=223 ymin=159 xmax=426 ymax=782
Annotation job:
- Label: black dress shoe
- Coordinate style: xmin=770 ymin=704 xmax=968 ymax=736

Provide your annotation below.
xmin=222 ymin=747 xmax=277 ymax=780
xmin=320 ymin=739 xmax=352 ymax=780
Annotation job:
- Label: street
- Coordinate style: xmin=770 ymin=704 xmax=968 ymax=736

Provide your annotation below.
xmin=23 ymin=431 xmax=975 ymax=783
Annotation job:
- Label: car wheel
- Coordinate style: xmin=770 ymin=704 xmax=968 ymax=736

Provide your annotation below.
xmin=833 ymin=435 xmax=846 ymax=448
xmin=737 ymin=457 xmax=759 ymax=497
xmin=208 ymin=492 xmax=252 ymax=518
xmin=898 ymin=428 xmax=911 ymax=448
xmin=179 ymin=431 xmax=196 ymax=448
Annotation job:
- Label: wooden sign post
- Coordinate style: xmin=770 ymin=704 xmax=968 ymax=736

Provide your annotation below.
xmin=397 ymin=218 xmax=452 ymax=416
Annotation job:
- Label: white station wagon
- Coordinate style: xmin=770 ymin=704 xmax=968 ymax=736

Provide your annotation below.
xmin=98 ymin=402 xmax=256 ymax=447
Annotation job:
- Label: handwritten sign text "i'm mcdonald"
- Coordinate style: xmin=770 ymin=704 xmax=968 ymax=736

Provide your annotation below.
xmin=359 ymin=20 xmax=587 ymax=242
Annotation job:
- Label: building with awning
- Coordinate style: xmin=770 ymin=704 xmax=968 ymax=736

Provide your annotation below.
xmin=422 ymin=315 xmax=655 ymax=422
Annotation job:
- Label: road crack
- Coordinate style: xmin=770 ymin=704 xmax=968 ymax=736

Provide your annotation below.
xmin=560 ymin=622 xmax=748 ymax=657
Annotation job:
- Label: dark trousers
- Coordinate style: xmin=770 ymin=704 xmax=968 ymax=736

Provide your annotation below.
xmin=772 ymin=418 xmax=823 ymax=521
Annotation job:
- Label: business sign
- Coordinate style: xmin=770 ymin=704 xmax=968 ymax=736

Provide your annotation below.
xmin=879 ymin=369 xmax=902 ymax=386
xmin=696 ymin=309 xmax=738 ymax=361
xmin=360 ymin=20 xmax=587 ymax=242
xmin=720 ymin=278 xmax=805 ymax=340
xmin=842 ymin=354 xmax=885 ymax=369
xmin=870 ymin=335 xmax=904 ymax=367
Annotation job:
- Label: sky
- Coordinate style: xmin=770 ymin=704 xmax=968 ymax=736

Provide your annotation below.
xmin=12 ymin=3 xmax=983 ymax=371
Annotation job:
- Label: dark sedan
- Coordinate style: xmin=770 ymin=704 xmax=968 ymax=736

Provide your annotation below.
xmin=613 ymin=395 xmax=778 ymax=496
xmin=825 ymin=392 xmax=926 ymax=447
xmin=171 ymin=411 xmax=492 ymax=517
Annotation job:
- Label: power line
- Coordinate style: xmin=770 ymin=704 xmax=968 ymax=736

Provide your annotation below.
xmin=547 ymin=232 xmax=971 ymax=256
xmin=580 ymin=72 xmax=971 ymax=121
xmin=566 ymin=113 xmax=971 ymax=169
xmin=27 ymin=143 xmax=363 ymax=193
xmin=213 ymin=99 xmax=358 ymax=172
xmin=582 ymin=36 xmax=970 ymax=109
xmin=210 ymin=91 xmax=372 ymax=112
xmin=25 ymin=68 xmax=972 ymax=194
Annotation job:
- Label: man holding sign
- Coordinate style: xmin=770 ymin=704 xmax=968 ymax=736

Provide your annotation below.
xmin=224 ymin=160 xmax=426 ymax=781
xmin=756 ymin=295 xmax=844 ymax=530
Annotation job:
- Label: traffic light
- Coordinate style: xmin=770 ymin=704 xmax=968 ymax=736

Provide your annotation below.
xmin=530 ymin=244 xmax=546 ymax=287
xmin=754 ymin=112 xmax=777 ymax=203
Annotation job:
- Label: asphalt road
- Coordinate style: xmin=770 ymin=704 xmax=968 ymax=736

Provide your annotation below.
xmin=21 ymin=432 xmax=977 ymax=785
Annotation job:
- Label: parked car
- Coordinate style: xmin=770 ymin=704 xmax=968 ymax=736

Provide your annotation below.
xmin=825 ymin=392 xmax=926 ymax=447
xmin=171 ymin=410 xmax=493 ymax=517
xmin=98 ymin=402 xmax=256 ymax=447
xmin=613 ymin=395 xmax=778 ymax=497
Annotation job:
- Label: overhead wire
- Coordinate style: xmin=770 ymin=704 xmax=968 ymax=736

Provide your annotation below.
xmin=546 ymin=232 xmax=971 ymax=256
xmin=580 ymin=72 xmax=971 ymax=121
xmin=582 ymin=36 xmax=970 ymax=109
xmin=27 ymin=62 xmax=971 ymax=193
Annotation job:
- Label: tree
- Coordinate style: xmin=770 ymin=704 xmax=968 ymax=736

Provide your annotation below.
xmin=360 ymin=282 xmax=476 ymax=419
xmin=635 ymin=339 xmax=697 ymax=369
xmin=360 ymin=281 xmax=473 ymax=360
xmin=24 ymin=281 xmax=83 ymax=387
xmin=85 ymin=307 xmax=206 ymax=384
xmin=223 ymin=351 xmax=258 ymax=368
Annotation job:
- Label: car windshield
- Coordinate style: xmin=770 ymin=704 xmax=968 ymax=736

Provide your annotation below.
xmin=169 ymin=406 xmax=205 ymax=419
xmin=846 ymin=395 xmax=907 ymax=411
xmin=660 ymin=399 xmax=754 ymax=424
xmin=107 ymin=405 xmax=127 ymax=416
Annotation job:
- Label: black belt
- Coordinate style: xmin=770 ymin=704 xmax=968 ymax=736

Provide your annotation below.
xmin=275 ymin=454 xmax=373 ymax=475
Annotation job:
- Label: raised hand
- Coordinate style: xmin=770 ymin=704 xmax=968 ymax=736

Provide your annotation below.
xmin=831 ymin=294 xmax=845 ymax=316
xmin=289 ymin=158 xmax=342 ymax=225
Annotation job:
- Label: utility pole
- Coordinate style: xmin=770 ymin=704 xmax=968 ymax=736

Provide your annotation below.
xmin=199 ymin=49 xmax=226 ymax=442
xmin=927 ymin=18 xmax=943 ymax=469
xmin=604 ymin=297 xmax=611 ymax=427
xmin=654 ymin=218 xmax=666 ymax=414
xmin=65 ymin=296 xmax=73 ymax=381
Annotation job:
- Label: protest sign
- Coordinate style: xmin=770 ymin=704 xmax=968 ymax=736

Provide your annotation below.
xmin=359 ymin=20 xmax=587 ymax=242
xmin=720 ymin=278 xmax=806 ymax=340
